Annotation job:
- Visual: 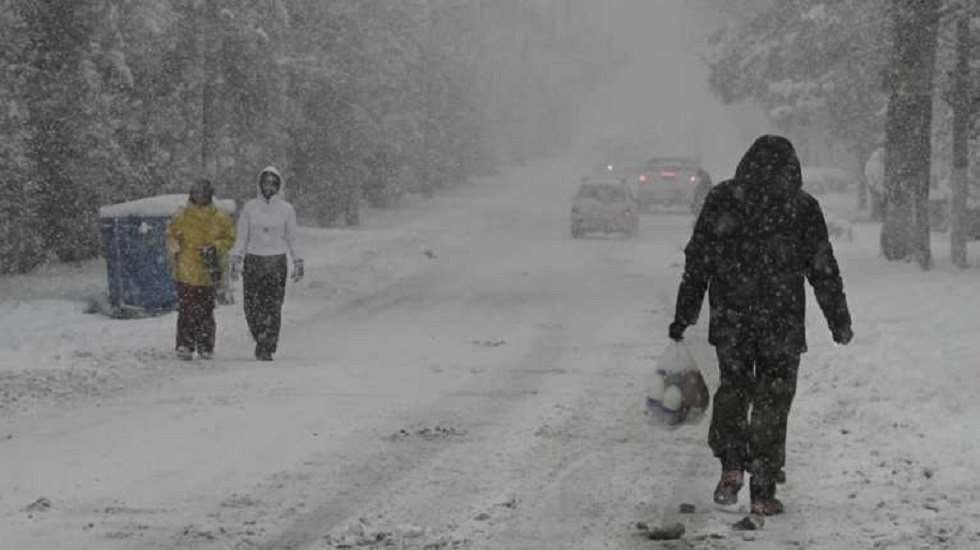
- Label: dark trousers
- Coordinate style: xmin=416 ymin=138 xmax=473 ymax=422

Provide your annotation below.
xmin=243 ymin=254 xmax=288 ymax=355
xmin=176 ymin=283 xmax=216 ymax=353
xmin=708 ymin=342 xmax=800 ymax=478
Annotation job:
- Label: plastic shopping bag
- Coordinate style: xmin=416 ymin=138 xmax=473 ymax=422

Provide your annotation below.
xmin=644 ymin=341 xmax=710 ymax=428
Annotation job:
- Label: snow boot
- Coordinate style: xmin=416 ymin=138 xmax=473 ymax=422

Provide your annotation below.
xmin=750 ymin=475 xmax=784 ymax=516
xmin=751 ymin=498 xmax=784 ymax=516
xmin=255 ymin=344 xmax=273 ymax=361
xmin=176 ymin=346 xmax=193 ymax=361
xmin=713 ymin=469 xmax=744 ymax=506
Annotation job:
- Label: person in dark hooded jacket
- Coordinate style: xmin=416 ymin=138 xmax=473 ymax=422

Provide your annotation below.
xmin=669 ymin=135 xmax=853 ymax=516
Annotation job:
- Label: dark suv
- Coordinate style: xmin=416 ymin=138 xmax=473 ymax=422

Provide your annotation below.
xmin=634 ymin=157 xmax=712 ymax=213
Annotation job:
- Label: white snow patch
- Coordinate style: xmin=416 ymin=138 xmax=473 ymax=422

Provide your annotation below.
xmin=98 ymin=194 xmax=236 ymax=218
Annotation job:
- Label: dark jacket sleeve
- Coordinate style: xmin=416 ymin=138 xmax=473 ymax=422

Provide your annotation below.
xmin=673 ymin=190 xmax=719 ymax=326
xmin=801 ymin=197 xmax=852 ymax=333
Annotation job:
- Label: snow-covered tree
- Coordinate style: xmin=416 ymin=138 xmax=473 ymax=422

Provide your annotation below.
xmin=0 ymin=0 xmax=629 ymax=269
xmin=706 ymin=0 xmax=890 ymax=176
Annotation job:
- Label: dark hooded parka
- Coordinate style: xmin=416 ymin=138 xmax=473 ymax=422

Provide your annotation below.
xmin=674 ymin=135 xmax=851 ymax=354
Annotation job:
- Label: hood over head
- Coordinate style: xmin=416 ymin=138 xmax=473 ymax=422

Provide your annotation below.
xmin=258 ymin=165 xmax=283 ymax=199
xmin=188 ymin=178 xmax=214 ymax=206
xmin=733 ymin=135 xmax=802 ymax=207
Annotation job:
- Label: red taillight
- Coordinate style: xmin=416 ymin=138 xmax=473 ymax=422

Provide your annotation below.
xmin=638 ymin=174 xmax=648 ymax=183
xmin=622 ymin=210 xmax=632 ymax=218
xmin=689 ymin=175 xmax=697 ymax=183
xmin=660 ymin=170 xmax=676 ymax=178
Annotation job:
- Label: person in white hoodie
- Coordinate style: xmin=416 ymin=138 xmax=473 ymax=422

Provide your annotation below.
xmin=229 ymin=166 xmax=304 ymax=361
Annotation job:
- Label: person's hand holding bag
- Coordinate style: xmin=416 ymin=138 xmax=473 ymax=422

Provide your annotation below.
xmin=668 ymin=320 xmax=686 ymax=342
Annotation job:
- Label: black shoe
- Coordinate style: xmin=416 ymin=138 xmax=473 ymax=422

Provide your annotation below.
xmin=255 ymin=345 xmax=273 ymax=361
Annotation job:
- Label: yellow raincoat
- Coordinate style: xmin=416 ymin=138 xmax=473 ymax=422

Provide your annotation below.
xmin=165 ymin=203 xmax=236 ymax=287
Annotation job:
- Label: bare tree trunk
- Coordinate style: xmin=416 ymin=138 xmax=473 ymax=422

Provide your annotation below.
xmin=340 ymin=33 xmax=360 ymax=226
xmin=858 ymin=173 xmax=869 ymax=211
xmin=881 ymin=108 xmax=912 ymax=259
xmin=949 ymin=1 xmax=974 ymax=268
xmin=201 ymin=1 xmax=220 ymax=180
xmin=853 ymin=140 xmax=872 ymax=212
xmin=881 ymin=0 xmax=940 ymax=269
xmin=26 ymin=2 xmax=101 ymax=263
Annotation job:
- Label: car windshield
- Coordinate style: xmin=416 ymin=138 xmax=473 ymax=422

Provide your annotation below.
xmin=578 ymin=184 xmax=626 ymax=202
xmin=644 ymin=158 xmax=699 ymax=172
xmin=597 ymin=161 xmax=639 ymax=176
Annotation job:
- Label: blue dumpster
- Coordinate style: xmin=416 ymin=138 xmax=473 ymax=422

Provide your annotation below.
xmin=99 ymin=195 xmax=236 ymax=317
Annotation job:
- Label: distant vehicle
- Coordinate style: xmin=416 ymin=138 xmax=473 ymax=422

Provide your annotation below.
xmin=801 ymin=166 xmax=855 ymax=195
xmin=593 ymin=137 xmax=652 ymax=182
xmin=595 ymin=160 xmax=640 ymax=181
xmin=570 ymin=176 xmax=639 ymax=239
xmin=633 ymin=156 xmax=712 ymax=213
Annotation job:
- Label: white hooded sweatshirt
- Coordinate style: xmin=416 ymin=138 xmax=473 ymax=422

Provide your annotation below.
xmin=229 ymin=166 xmax=303 ymax=262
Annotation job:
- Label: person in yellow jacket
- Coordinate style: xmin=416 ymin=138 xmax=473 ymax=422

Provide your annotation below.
xmin=165 ymin=179 xmax=236 ymax=360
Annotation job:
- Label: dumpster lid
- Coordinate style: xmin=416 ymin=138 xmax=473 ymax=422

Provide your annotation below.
xmin=99 ymin=194 xmax=236 ymax=218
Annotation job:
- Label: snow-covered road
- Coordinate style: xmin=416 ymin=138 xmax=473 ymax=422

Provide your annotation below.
xmin=1 ymin=160 xmax=719 ymax=549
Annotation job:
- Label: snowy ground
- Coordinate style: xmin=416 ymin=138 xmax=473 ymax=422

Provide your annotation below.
xmin=3 ymin=160 xmax=980 ymax=549
xmin=5 ymin=1 xmax=980 ymax=547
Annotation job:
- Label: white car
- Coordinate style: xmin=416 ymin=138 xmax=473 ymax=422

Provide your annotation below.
xmin=570 ymin=177 xmax=639 ymax=238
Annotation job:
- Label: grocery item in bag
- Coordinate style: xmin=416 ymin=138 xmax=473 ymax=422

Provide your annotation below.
xmin=644 ymin=341 xmax=710 ymax=427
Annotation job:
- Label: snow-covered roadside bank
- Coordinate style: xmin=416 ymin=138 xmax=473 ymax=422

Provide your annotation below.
xmin=777 ymin=220 xmax=980 ymax=550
